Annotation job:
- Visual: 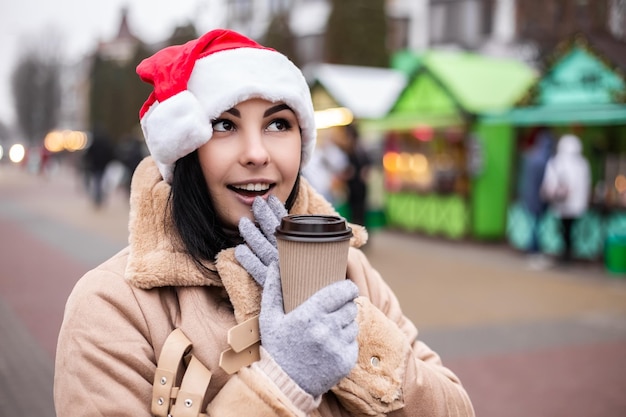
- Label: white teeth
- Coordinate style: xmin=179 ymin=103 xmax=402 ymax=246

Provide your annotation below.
xmin=234 ymin=183 xmax=270 ymax=192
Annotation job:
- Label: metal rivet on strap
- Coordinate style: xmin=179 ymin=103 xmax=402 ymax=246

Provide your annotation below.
xmin=370 ymin=356 xmax=380 ymax=367
xmin=157 ymin=397 xmax=164 ymax=405
xmin=185 ymin=399 xmax=193 ymax=407
xmin=160 ymin=376 xmax=167 ymax=385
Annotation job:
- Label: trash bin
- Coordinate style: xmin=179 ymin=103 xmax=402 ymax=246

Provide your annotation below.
xmin=605 ymin=235 xmax=626 ymax=275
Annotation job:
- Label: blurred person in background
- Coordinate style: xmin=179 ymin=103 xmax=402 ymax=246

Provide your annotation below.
xmin=302 ymin=131 xmax=348 ymax=205
xmin=38 ymin=145 xmax=53 ymax=176
xmin=541 ymin=133 xmax=591 ymax=265
xmin=54 ymin=29 xmax=474 ymax=416
xmin=116 ymin=133 xmax=148 ymax=195
xmin=82 ymin=125 xmax=115 ymax=208
xmin=519 ymin=127 xmax=554 ymax=269
xmin=343 ymin=123 xmax=371 ymax=227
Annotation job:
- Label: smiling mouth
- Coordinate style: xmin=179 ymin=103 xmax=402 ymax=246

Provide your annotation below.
xmin=228 ymin=183 xmax=274 ymax=198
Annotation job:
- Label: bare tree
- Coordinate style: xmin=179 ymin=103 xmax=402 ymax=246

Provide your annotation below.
xmin=10 ymin=27 xmax=63 ymax=146
xmin=0 ymin=120 xmax=9 ymax=143
xmin=263 ymin=12 xmax=299 ymax=67
xmin=325 ymin=0 xmax=389 ymax=67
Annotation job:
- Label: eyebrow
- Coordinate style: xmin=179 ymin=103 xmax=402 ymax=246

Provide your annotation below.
xmin=264 ymin=103 xmax=293 ymax=117
xmin=225 ymin=108 xmax=240 ymax=118
xmin=224 ymin=103 xmax=293 ymax=119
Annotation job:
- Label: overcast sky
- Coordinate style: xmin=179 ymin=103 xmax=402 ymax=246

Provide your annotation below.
xmin=0 ymin=0 xmax=223 ymax=129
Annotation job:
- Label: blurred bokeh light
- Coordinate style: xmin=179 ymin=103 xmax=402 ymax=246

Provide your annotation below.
xmin=44 ymin=130 xmax=89 ymax=153
xmin=314 ymin=107 xmax=354 ymax=129
xmin=9 ymin=144 xmax=25 ymax=163
xmin=616 ymin=174 xmax=626 ymax=194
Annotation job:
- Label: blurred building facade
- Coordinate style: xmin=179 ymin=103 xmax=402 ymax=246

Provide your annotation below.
xmin=219 ymin=0 xmax=625 ymax=68
xmin=58 ymin=60 xmax=90 ymax=132
xmin=57 ymin=0 xmax=626 ymax=138
xmin=57 ymin=8 xmax=138 ymax=135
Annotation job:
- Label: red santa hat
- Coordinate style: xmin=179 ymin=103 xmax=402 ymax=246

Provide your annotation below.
xmin=136 ymin=29 xmax=316 ymax=183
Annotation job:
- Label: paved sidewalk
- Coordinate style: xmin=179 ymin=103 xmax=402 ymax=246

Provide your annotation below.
xmin=0 ymin=164 xmax=128 ymax=416
xmin=1 ymin=163 xmax=626 ymax=416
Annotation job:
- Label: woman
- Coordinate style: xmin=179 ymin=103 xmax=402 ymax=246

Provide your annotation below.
xmin=54 ymin=29 xmax=474 ymax=416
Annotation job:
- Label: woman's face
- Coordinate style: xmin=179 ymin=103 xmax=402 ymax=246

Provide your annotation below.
xmin=197 ymin=98 xmax=301 ymax=228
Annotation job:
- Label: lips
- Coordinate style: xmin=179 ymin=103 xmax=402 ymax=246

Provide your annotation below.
xmin=228 ymin=182 xmax=274 ymax=198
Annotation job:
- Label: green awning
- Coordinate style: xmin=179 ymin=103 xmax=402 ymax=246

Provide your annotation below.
xmin=482 ymin=104 xmax=626 ymax=126
xmin=360 ymin=112 xmax=464 ymax=132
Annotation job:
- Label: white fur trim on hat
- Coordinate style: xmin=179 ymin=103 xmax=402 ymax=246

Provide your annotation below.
xmin=140 ymin=90 xmax=213 ymax=182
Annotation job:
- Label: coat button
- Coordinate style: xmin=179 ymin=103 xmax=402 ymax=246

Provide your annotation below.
xmin=370 ymin=356 xmax=380 ymax=367
xmin=185 ymin=399 xmax=193 ymax=407
xmin=160 ymin=376 xmax=167 ymax=385
xmin=157 ymin=397 xmax=164 ymax=405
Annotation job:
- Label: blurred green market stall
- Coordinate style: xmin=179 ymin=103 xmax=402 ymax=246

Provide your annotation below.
xmin=362 ymin=49 xmax=537 ymax=240
xmin=482 ymin=34 xmax=626 ymax=264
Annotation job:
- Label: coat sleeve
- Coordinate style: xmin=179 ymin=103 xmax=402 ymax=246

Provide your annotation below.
xmin=332 ymin=248 xmax=475 ymax=417
xmin=206 ymin=350 xmax=317 ymax=417
xmin=54 ymin=268 xmax=159 ymax=417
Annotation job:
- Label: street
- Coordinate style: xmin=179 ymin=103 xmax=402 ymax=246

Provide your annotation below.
xmin=1 ymin=162 xmax=626 ymax=416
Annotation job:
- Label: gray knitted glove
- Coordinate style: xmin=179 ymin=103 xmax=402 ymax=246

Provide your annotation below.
xmin=259 ymin=262 xmax=359 ymax=398
xmin=235 ymin=195 xmax=287 ymax=286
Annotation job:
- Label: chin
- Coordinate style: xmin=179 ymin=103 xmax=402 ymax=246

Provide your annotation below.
xmin=231 ymin=209 xmax=255 ymax=227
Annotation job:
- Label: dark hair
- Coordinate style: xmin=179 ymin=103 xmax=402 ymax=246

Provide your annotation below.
xmin=170 ymin=150 xmax=300 ymax=270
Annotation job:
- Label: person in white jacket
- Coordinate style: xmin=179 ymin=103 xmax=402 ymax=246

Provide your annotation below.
xmin=541 ymin=133 xmax=591 ymax=263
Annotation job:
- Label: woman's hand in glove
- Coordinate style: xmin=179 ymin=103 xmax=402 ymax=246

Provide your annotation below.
xmin=235 ymin=195 xmax=287 ymax=286
xmin=260 ymin=262 xmax=359 ymax=398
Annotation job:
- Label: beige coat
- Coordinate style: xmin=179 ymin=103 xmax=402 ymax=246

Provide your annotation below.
xmin=54 ymin=157 xmax=474 ymax=416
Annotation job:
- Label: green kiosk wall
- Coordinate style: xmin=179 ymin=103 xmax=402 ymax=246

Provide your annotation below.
xmin=378 ymin=49 xmax=535 ymax=240
xmin=470 ymin=122 xmax=515 ymax=239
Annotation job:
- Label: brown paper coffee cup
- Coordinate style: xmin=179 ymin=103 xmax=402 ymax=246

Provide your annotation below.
xmin=275 ymin=215 xmax=352 ymax=313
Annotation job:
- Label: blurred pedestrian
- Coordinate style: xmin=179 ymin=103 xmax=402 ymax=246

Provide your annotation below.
xmin=54 ymin=29 xmax=474 ymax=416
xmin=82 ymin=126 xmax=115 ymax=208
xmin=519 ymin=127 xmax=554 ymax=269
xmin=38 ymin=145 xmax=52 ymax=176
xmin=343 ymin=123 xmax=371 ymax=226
xmin=541 ymin=133 xmax=591 ymax=264
xmin=116 ymin=133 xmax=147 ymax=195
xmin=302 ymin=132 xmax=348 ymax=205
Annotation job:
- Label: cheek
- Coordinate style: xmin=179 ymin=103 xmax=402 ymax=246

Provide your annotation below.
xmin=274 ymin=141 xmax=302 ymax=200
xmin=197 ymin=146 xmax=227 ymax=200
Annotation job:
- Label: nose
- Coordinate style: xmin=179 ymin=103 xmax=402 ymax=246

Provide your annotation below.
xmin=239 ymin=130 xmax=270 ymax=167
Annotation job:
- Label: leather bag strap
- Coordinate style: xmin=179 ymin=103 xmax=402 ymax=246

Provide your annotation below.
xmin=151 ymin=329 xmax=192 ymax=417
xmin=169 ymin=355 xmax=212 ymax=417
xmin=219 ymin=314 xmax=261 ymax=374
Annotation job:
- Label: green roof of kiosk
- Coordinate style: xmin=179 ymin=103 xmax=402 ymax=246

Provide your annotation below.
xmin=535 ymin=46 xmax=624 ymax=105
xmin=418 ymin=51 xmax=537 ymax=113
xmin=483 ymin=35 xmax=626 ymax=125
xmin=366 ymin=50 xmax=537 ymax=131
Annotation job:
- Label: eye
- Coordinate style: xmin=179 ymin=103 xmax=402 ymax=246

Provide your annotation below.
xmin=212 ymin=119 xmax=235 ymax=132
xmin=267 ymin=118 xmax=292 ymax=132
